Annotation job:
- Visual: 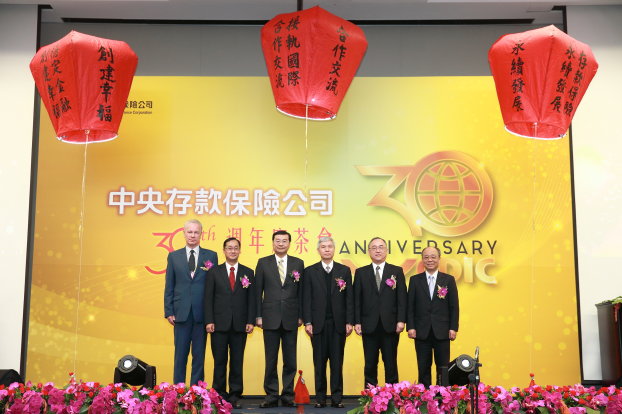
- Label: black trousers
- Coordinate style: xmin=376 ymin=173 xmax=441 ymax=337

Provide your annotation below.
xmin=263 ymin=325 xmax=298 ymax=403
xmin=210 ymin=330 xmax=247 ymax=402
xmin=361 ymin=323 xmax=399 ymax=387
xmin=414 ymin=334 xmax=450 ymax=387
xmin=311 ymin=319 xmax=346 ymax=404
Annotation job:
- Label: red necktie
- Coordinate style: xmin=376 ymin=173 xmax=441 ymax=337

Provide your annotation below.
xmin=229 ymin=266 xmax=235 ymax=291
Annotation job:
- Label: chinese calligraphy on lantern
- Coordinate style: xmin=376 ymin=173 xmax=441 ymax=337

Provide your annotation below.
xmin=270 ymin=14 xmax=303 ymax=89
xmin=550 ymin=44 xmax=590 ymax=117
xmin=326 ymin=25 xmax=349 ymax=96
xmin=38 ymin=46 xmax=70 ymax=119
xmin=97 ymin=45 xmax=116 ymax=122
xmin=509 ymin=41 xmax=525 ymax=112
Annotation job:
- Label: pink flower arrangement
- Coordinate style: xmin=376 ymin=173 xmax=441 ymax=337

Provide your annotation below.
xmin=336 ymin=278 xmax=347 ymax=292
xmin=290 ymin=270 xmax=301 ymax=282
xmin=437 ymin=285 xmax=448 ymax=299
xmin=201 ymin=260 xmax=214 ymax=271
xmin=241 ymin=275 xmax=251 ymax=288
xmin=353 ymin=381 xmax=622 ymax=414
xmin=385 ymin=275 xmax=397 ymax=290
xmin=0 ymin=376 xmax=232 ymax=414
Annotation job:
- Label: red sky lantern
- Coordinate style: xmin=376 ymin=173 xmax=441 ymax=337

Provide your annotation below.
xmin=30 ymin=30 xmax=138 ymax=143
xmin=261 ymin=6 xmax=368 ymax=120
xmin=488 ymin=25 xmax=598 ymax=139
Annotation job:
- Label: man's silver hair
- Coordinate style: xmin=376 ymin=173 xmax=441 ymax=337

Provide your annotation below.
xmin=317 ymin=236 xmax=335 ymax=249
xmin=184 ymin=219 xmax=203 ymax=231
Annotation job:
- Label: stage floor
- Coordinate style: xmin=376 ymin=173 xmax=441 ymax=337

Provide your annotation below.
xmin=231 ymin=397 xmax=359 ymax=413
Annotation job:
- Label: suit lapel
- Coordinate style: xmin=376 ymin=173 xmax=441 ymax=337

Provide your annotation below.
xmin=196 ymin=248 xmax=205 ymax=271
xmin=325 ymin=263 xmax=335 ymax=295
xmin=270 ymin=256 xmax=282 ymax=285
xmin=178 ymin=249 xmax=192 ymax=280
xmin=285 ymin=255 xmax=297 ymax=287
xmin=380 ymin=264 xmax=392 ymax=293
xmin=418 ymin=273 xmax=431 ymax=301
xmin=432 ymin=273 xmax=446 ymax=302
xmin=197 ymin=248 xmax=213 ymax=275
xmin=369 ymin=264 xmax=379 ymax=294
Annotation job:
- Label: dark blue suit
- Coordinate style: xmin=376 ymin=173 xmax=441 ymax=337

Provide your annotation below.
xmin=164 ymin=246 xmax=218 ymax=385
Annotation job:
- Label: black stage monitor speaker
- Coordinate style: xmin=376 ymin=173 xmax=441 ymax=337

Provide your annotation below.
xmin=114 ymin=355 xmax=156 ymax=388
xmin=447 ymin=354 xmax=476 ymax=386
xmin=0 ymin=369 xmax=23 ymax=386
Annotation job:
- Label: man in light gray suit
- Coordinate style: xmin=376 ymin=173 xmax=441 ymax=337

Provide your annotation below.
xmin=164 ymin=219 xmax=218 ymax=385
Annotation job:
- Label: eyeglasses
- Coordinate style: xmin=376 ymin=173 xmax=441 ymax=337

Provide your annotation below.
xmin=369 ymin=245 xmax=386 ymax=251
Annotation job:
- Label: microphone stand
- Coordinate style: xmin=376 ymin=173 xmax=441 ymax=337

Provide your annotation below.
xmin=468 ymin=347 xmax=482 ymax=413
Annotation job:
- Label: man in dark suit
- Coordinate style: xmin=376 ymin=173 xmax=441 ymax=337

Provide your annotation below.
xmin=205 ymin=237 xmax=255 ymax=408
xmin=255 ymin=230 xmax=305 ymax=408
xmin=164 ymin=219 xmax=218 ymax=385
xmin=354 ymin=237 xmax=407 ymax=387
xmin=303 ymin=237 xmax=353 ymax=408
xmin=407 ymin=246 xmax=459 ymax=387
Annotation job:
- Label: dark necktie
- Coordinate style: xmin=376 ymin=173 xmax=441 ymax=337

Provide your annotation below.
xmin=188 ymin=249 xmax=196 ymax=273
xmin=229 ymin=266 xmax=235 ymax=291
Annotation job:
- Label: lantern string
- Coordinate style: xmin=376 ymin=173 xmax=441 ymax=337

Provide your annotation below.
xmin=73 ymin=129 xmax=90 ymax=373
xmin=529 ymin=123 xmax=537 ymax=375
xmin=304 ymin=104 xmax=309 ymax=191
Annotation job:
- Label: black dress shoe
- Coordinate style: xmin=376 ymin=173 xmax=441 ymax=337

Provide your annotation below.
xmin=281 ymin=400 xmax=295 ymax=407
xmin=230 ymin=401 xmax=241 ymax=409
xmin=331 ymin=402 xmax=345 ymax=408
xmin=259 ymin=401 xmax=278 ymax=408
xmin=314 ymin=402 xmax=326 ymax=408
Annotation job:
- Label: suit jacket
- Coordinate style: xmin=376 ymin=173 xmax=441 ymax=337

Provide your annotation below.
xmin=353 ymin=263 xmax=407 ymax=333
xmin=406 ymin=271 xmax=459 ymax=340
xmin=204 ymin=263 xmax=256 ymax=332
xmin=164 ymin=247 xmax=218 ymax=323
xmin=302 ymin=261 xmax=354 ymax=334
xmin=255 ymin=254 xmax=305 ymax=331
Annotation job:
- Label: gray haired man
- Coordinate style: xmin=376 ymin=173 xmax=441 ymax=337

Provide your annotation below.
xmin=302 ymin=237 xmax=354 ymax=408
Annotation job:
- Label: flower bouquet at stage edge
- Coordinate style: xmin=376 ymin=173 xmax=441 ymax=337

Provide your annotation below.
xmin=0 ymin=373 xmax=233 ymax=414
xmin=347 ymin=379 xmax=622 ymax=414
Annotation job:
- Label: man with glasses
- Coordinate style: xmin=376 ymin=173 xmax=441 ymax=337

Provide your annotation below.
xmin=255 ymin=230 xmax=305 ymax=408
xmin=164 ymin=219 xmax=218 ymax=385
xmin=353 ymin=237 xmax=407 ymax=387
xmin=205 ymin=237 xmax=255 ymax=408
xmin=406 ymin=246 xmax=459 ymax=387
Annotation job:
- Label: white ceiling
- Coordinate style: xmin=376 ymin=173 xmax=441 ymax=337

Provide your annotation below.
xmin=3 ymin=0 xmax=622 ymax=25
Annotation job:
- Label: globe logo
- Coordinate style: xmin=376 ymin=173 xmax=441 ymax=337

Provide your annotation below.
xmin=415 ymin=160 xmax=483 ymax=226
xmin=406 ymin=151 xmax=493 ymax=237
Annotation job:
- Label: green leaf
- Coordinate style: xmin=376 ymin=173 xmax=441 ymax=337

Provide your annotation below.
xmin=346 ymin=405 xmax=366 ymax=414
xmin=585 ymin=408 xmax=602 ymax=414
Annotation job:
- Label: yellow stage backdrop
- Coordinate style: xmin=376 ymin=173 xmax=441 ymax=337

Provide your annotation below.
xmin=28 ymin=76 xmax=579 ymax=393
